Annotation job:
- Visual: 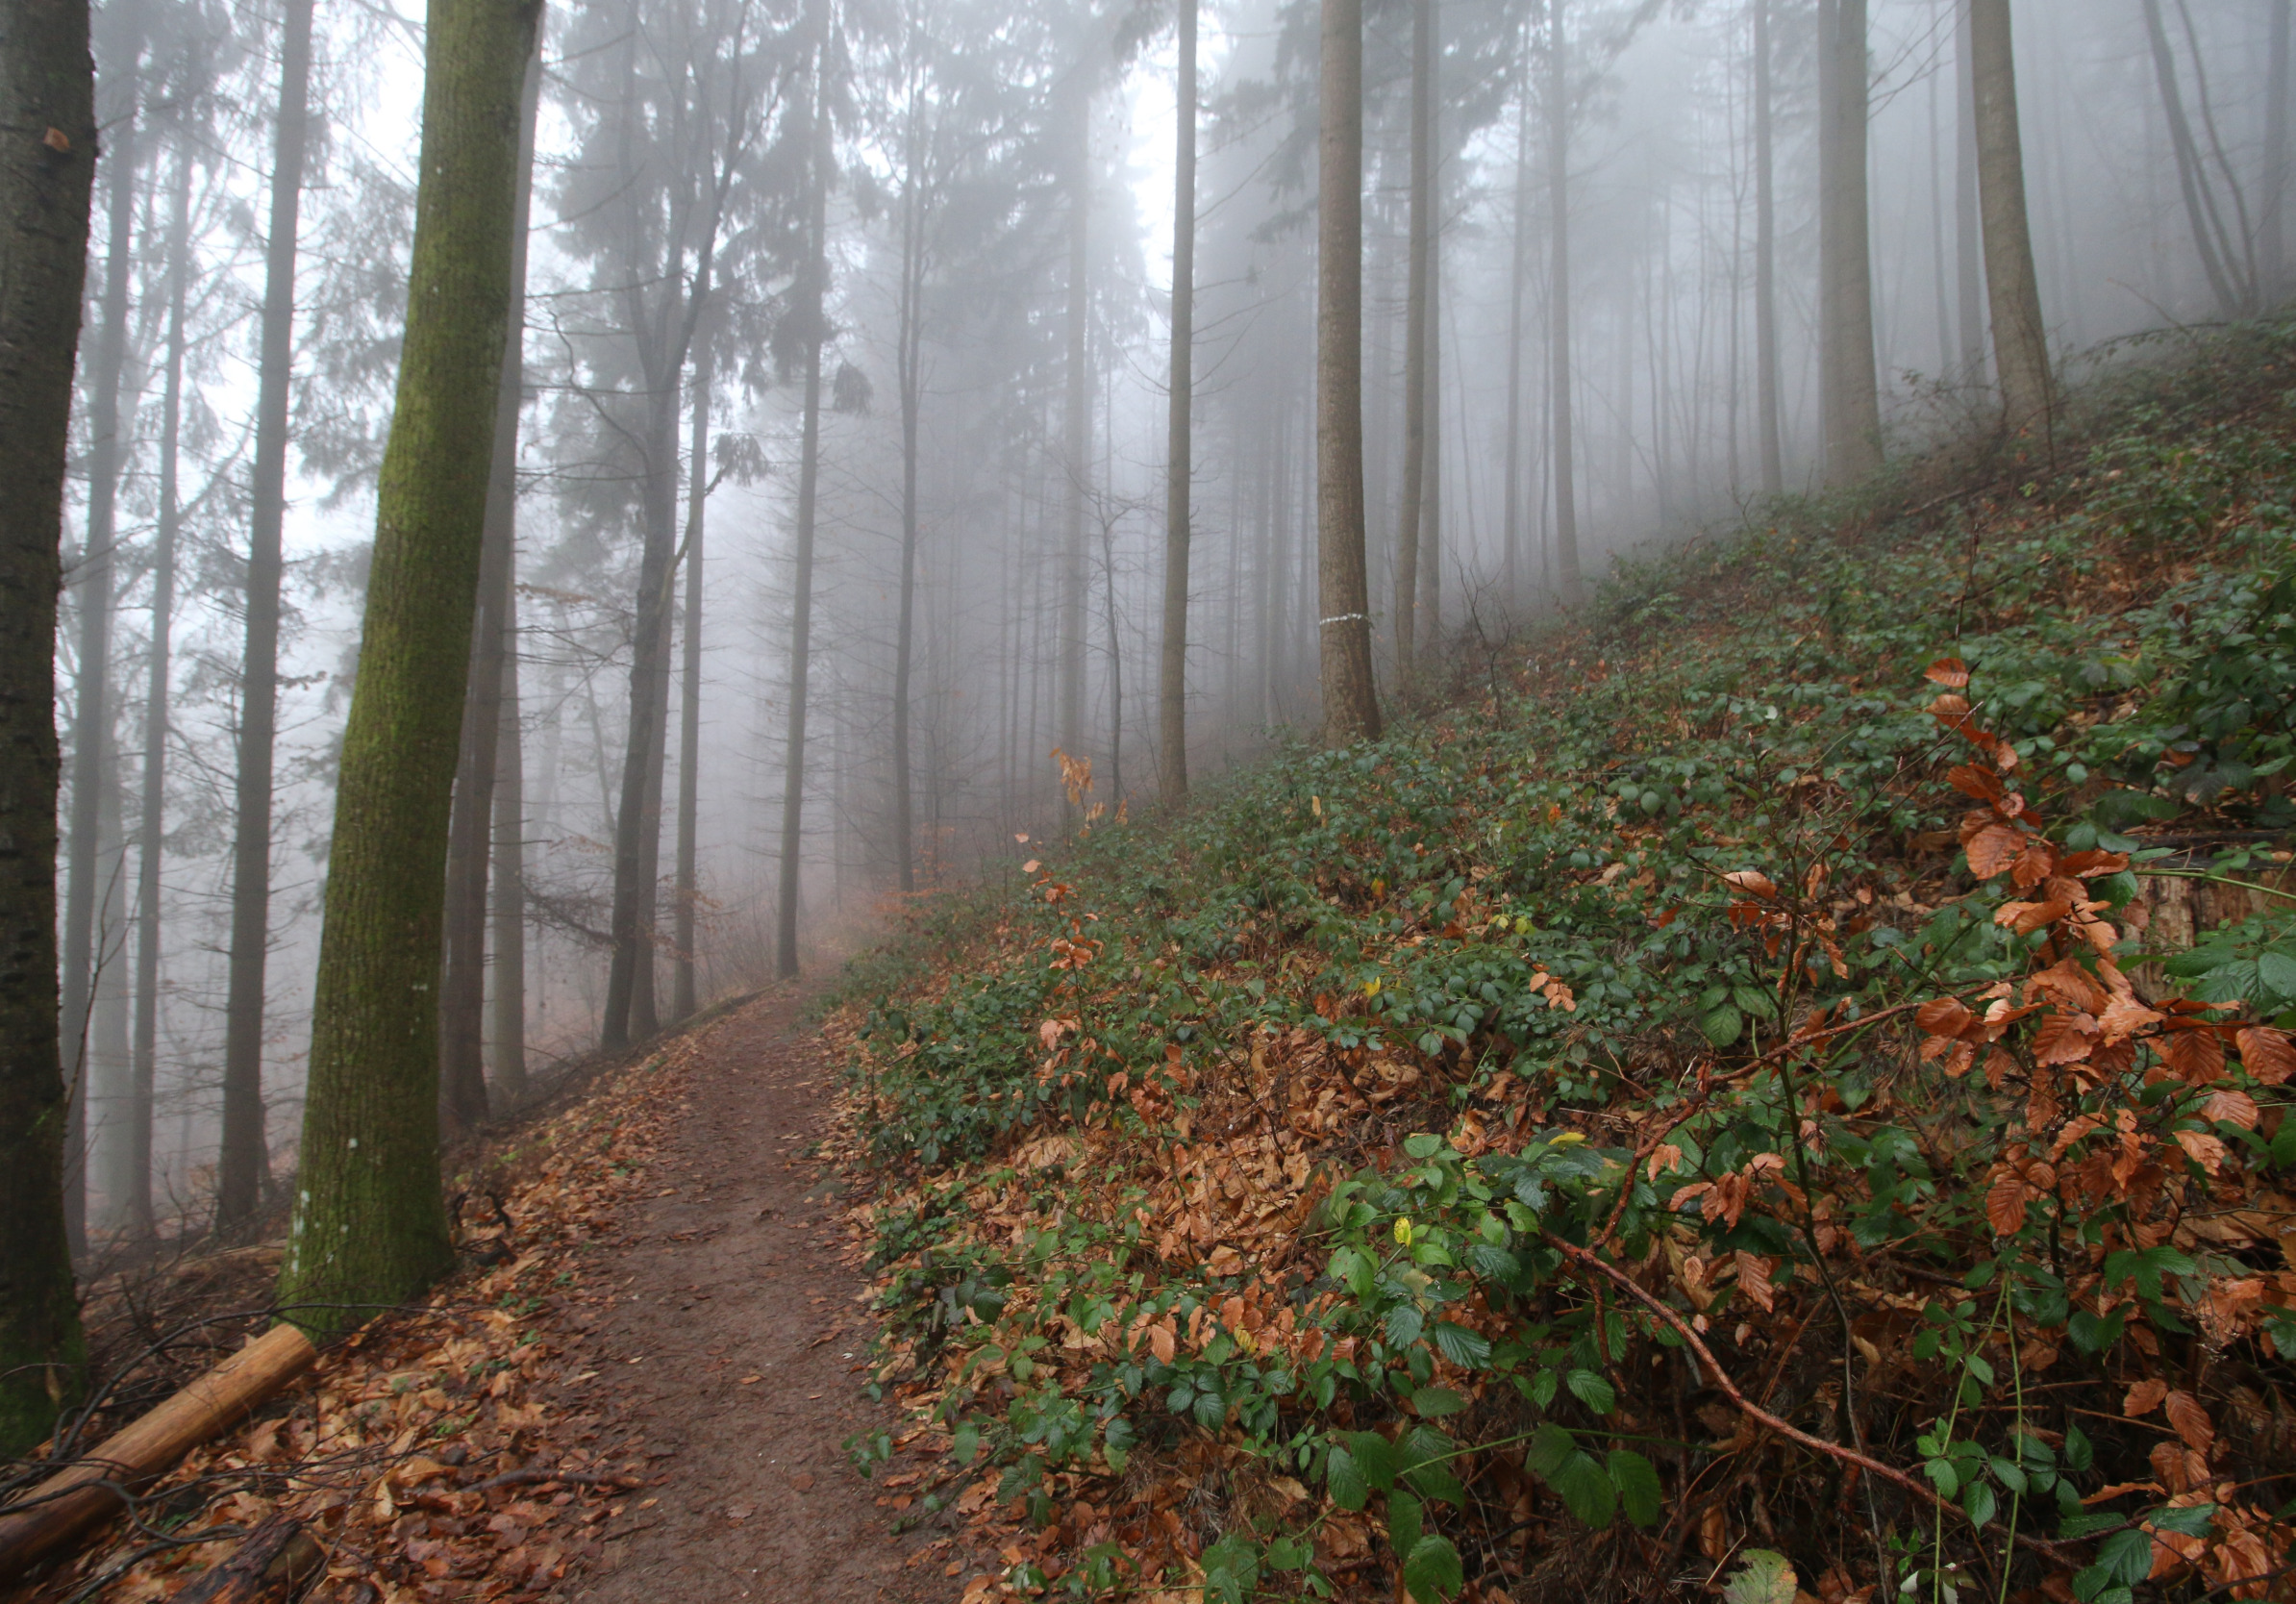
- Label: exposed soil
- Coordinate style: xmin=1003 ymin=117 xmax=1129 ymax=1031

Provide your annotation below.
xmin=561 ymin=989 xmax=954 ymax=1604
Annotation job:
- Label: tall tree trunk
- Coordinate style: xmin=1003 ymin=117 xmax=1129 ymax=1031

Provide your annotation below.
xmin=484 ymin=40 xmax=537 ymax=1089
xmin=672 ymin=351 xmax=708 ymax=1019
xmin=1503 ymin=26 xmax=1532 ymax=599
xmin=1057 ymin=75 xmax=1091 ymax=782
xmin=1547 ymin=0 xmax=1583 ymax=592
xmin=1420 ymin=210 xmax=1440 ymax=648
xmin=1968 ymin=0 xmax=2051 ymax=441
xmin=2266 ymin=0 xmax=2291 ymax=297
xmin=132 ymin=144 xmax=196 ymax=1242
xmin=890 ymin=94 xmax=924 ymax=891
xmin=1816 ymin=0 xmax=1882 ymax=484
xmin=1954 ymin=0 xmax=1987 ymax=380
xmin=491 ymin=582 xmax=526 ymax=1102
xmin=2140 ymin=0 xmax=2245 ymax=318
xmin=1316 ymin=0 xmax=1381 ymax=744
xmin=1393 ymin=0 xmax=1432 ymax=673
xmin=1752 ymin=0 xmax=1783 ymax=494
xmin=276 ymin=0 xmax=539 ymax=1340
xmin=1157 ymin=0 xmax=1195 ymax=806
xmin=774 ymin=16 xmax=832 ymax=981
xmin=220 ymin=0 xmax=314 ymax=1229
xmin=62 ymin=77 xmax=136 ymax=1248
xmin=0 ymin=0 xmax=96 ymax=1448
xmin=438 ymin=30 xmax=538 ymax=1120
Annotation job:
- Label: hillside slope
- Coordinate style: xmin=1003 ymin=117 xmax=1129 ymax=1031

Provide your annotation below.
xmin=831 ymin=322 xmax=2296 ymax=1604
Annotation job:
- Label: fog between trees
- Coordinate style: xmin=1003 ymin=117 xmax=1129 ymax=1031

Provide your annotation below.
xmin=8 ymin=0 xmax=2293 ymax=1401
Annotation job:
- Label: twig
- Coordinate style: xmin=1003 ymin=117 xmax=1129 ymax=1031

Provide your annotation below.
xmin=1543 ymin=1232 xmax=2073 ymax=1566
xmin=462 ymin=1467 xmax=636 ymax=1495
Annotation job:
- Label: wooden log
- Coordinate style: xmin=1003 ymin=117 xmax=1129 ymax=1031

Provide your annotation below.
xmin=173 ymin=1514 xmax=326 ymax=1604
xmin=0 ymin=1322 xmax=316 ymax=1583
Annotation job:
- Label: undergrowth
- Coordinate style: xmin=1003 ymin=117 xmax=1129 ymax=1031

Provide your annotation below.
xmin=830 ymin=319 xmax=2296 ymax=1604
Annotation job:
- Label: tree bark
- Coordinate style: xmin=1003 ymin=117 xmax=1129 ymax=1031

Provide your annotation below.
xmin=774 ymin=10 xmax=832 ymax=981
xmin=0 ymin=1324 xmax=314 ymax=1582
xmin=220 ymin=0 xmax=314 ymax=1230
xmin=487 ymin=39 xmax=538 ymax=1091
xmin=1953 ymin=0 xmax=1986 ymax=380
xmin=1502 ymin=19 xmax=1532 ymax=599
xmin=1316 ymin=0 xmax=1381 ymax=745
xmin=132 ymin=143 xmax=196 ymax=1242
xmin=2140 ymin=0 xmax=2249 ymax=318
xmin=1157 ymin=0 xmax=1195 ymax=805
xmin=2267 ymin=0 xmax=2291 ymax=297
xmin=890 ymin=90 xmax=924 ymax=890
xmin=437 ymin=30 xmax=538 ymax=1124
xmin=1968 ymin=0 xmax=2051 ymax=442
xmin=1547 ymin=0 xmax=1583 ymax=593
xmin=1058 ymin=74 xmax=1091 ymax=785
xmin=672 ymin=350 xmax=708 ymax=1019
xmin=1393 ymin=0 xmax=1432 ymax=673
xmin=490 ymin=582 xmax=526 ymax=1103
xmin=276 ymin=0 xmax=539 ymax=1336
xmin=1752 ymin=0 xmax=1784 ymax=494
xmin=62 ymin=71 xmax=137 ymax=1247
xmin=1817 ymin=0 xmax=1882 ymax=484
xmin=0 ymin=0 xmax=96 ymax=1452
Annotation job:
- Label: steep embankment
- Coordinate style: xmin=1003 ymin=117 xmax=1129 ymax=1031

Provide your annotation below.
xmin=833 ymin=323 xmax=2296 ymax=1604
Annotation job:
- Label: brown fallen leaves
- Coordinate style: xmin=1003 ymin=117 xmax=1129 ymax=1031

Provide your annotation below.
xmin=16 ymin=1044 xmax=705 ymax=1604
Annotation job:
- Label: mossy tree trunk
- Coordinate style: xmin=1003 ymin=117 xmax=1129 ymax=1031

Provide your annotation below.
xmin=278 ymin=0 xmax=541 ymax=1339
xmin=0 ymin=0 xmax=96 ymax=1452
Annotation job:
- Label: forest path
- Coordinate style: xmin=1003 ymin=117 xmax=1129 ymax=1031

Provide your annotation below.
xmin=563 ymin=988 xmax=952 ymax=1604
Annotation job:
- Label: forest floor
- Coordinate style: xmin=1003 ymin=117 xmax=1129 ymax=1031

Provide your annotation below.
xmin=11 ymin=984 xmax=969 ymax=1604
xmin=560 ymin=986 xmax=956 ymax=1604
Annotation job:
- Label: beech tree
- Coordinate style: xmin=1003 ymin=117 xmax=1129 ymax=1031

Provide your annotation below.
xmin=278 ymin=0 xmax=540 ymax=1333
xmin=1316 ymin=0 xmax=1380 ymax=745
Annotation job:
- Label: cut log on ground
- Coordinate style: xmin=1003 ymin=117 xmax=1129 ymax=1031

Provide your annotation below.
xmin=173 ymin=1514 xmax=326 ymax=1604
xmin=0 ymin=1322 xmax=317 ymax=1583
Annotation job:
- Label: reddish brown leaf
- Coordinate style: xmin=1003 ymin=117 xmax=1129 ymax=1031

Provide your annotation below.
xmin=1925 ymin=658 xmax=1971 ymax=688
xmin=1964 ymin=824 xmax=2023 ymax=880
xmin=1733 ymin=1251 xmax=1776 ymax=1313
xmin=1916 ymin=997 xmax=1976 ymax=1039
xmin=2162 ymin=1025 xmax=2227 ymax=1084
xmin=2123 ymin=1377 xmax=2168 ymax=1417
xmin=2162 ymin=1391 xmax=2214 ymax=1452
xmin=1723 ymin=869 xmax=1778 ymax=900
xmin=1984 ymin=1169 xmax=2031 ymax=1237
xmin=2236 ymin=1025 xmax=2296 ymax=1085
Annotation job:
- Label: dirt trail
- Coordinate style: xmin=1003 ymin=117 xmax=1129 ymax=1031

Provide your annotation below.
xmin=562 ymin=989 xmax=952 ymax=1604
